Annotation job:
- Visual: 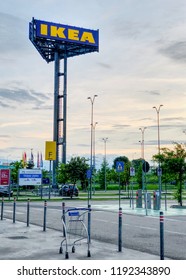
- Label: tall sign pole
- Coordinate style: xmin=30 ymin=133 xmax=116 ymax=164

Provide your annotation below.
xmin=53 ymin=52 xmax=60 ymax=186
xmin=29 ymin=18 xmax=99 ymax=188
xmin=62 ymin=55 xmax=67 ymax=164
xmin=116 ymin=161 xmax=124 ymax=252
xmin=45 ymin=141 xmax=56 ymax=189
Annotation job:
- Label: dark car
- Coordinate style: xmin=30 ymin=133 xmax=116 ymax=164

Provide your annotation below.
xmin=59 ymin=184 xmax=79 ymax=197
xmin=0 ymin=186 xmax=13 ymax=197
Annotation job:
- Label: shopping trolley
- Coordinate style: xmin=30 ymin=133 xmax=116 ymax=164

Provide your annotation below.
xmin=59 ymin=207 xmax=91 ymax=259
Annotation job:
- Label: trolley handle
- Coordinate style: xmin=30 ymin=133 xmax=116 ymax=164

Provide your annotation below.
xmin=65 ymin=207 xmax=91 ymax=213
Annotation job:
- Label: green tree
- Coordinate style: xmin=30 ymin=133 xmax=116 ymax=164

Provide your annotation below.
xmin=66 ymin=156 xmax=89 ymax=189
xmin=56 ymin=163 xmax=69 ymax=185
xmin=98 ymin=160 xmax=110 ymax=190
xmin=10 ymin=160 xmax=25 ymax=184
xmin=136 ymin=162 xmax=143 ymax=189
xmin=26 ymin=159 xmax=34 ymax=169
xmin=153 ymin=143 xmax=186 ymax=206
xmin=108 ymin=168 xmax=118 ymax=184
xmin=131 ymin=158 xmax=142 ymax=171
xmin=113 ymin=156 xmax=129 ymax=169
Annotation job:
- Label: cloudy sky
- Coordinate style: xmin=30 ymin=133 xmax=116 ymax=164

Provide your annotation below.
xmin=0 ymin=0 xmax=186 ymax=168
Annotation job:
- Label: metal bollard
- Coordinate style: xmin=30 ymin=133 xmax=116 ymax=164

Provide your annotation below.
xmin=1 ymin=197 xmax=4 ymax=220
xmin=118 ymin=207 xmax=122 ymax=252
xmin=43 ymin=200 xmax=47 ymax=231
xmin=88 ymin=204 xmax=91 ymax=244
xmin=13 ymin=197 xmax=16 ymax=223
xmin=62 ymin=202 xmax=66 ymax=237
xmin=27 ymin=198 xmax=30 ymax=227
xmin=160 ymin=211 xmax=164 ymax=260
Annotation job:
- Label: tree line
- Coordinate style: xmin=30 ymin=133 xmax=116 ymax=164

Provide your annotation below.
xmin=9 ymin=142 xmax=186 ymax=206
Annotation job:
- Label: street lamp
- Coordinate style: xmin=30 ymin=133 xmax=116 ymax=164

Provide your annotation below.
xmin=102 ymin=137 xmax=108 ymax=192
xmin=139 ymin=127 xmax=147 ymax=160
xmin=139 ymin=127 xmax=147 ymax=191
xmin=93 ymin=122 xmax=98 ymax=170
xmin=153 ymin=104 xmax=163 ymax=208
xmin=87 ymin=95 xmax=98 ymax=199
xmin=93 ymin=122 xmax=98 ymax=194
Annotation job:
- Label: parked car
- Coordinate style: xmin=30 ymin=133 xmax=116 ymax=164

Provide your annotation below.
xmin=59 ymin=184 xmax=79 ymax=197
xmin=0 ymin=186 xmax=13 ymax=197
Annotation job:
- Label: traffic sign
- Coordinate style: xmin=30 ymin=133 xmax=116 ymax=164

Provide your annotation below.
xmin=86 ymin=169 xmax=92 ymax=179
xmin=42 ymin=178 xmax=50 ymax=184
xmin=157 ymin=167 xmax=162 ymax=176
xmin=116 ymin=161 xmax=124 ymax=172
xmin=130 ymin=167 xmax=135 ymax=176
xmin=142 ymin=161 xmax=150 ymax=173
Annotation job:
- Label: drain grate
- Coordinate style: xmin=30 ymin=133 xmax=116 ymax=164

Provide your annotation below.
xmin=7 ymin=236 xmax=28 ymax=240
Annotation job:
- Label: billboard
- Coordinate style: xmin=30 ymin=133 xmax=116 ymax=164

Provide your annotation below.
xmin=19 ymin=169 xmax=42 ymax=186
xmin=34 ymin=19 xmax=99 ymax=48
xmin=0 ymin=169 xmax=10 ymax=186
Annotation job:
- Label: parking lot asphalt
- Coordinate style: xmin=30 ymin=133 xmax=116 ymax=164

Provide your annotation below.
xmin=0 ymin=218 xmax=168 ymax=260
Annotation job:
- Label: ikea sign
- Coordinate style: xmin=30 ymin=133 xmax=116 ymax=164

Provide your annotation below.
xmin=35 ymin=19 xmax=99 ymax=47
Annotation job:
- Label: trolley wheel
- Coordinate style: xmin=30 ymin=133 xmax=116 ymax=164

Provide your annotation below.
xmin=87 ymin=250 xmax=91 ymax=257
xmin=72 ymin=246 xmax=75 ymax=253
xmin=65 ymin=252 xmax=69 ymax=259
xmin=59 ymin=247 xmax=63 ymax=254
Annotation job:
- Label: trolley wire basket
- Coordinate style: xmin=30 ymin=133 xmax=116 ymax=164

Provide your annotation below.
xmin=59 ymin=207 xmax=91 ymax=259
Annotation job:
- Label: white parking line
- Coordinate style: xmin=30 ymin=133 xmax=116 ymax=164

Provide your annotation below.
xmin=94 ymin=218 xmax=186 ymax=235
xmin=4 ymin=210 xmax=24 ymax=215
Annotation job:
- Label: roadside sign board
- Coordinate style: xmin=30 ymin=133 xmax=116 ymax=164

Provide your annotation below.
xmin=86 ymin=169 xmax=92 ymax=179
xmin=116 ymin=161 xmax=124 ymax=172
xmin=130 ymin=167 xmax=135 ymax=176
xmin=0 ymin=169 xmax=10 ymax=186
xmin=142 ymin=161 xmax=150 ymax=173
xmin=45 ymin=141 xmax=56 ymax=160
xmin=19 ymin=169 xmax=42 ymax=186
xmin=157 ymin=167 xmax=162 ymax=176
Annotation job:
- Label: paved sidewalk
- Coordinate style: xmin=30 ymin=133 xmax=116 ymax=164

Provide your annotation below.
xmin=0 ymin=218 xmax=168 ymax=260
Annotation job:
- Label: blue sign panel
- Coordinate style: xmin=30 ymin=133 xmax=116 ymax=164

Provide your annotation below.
xmin=86 ymin=169 xmax=92 ymax=179
xmin=116 ymin=161 xmax=124 ymax=172
xmin=42 ymin=178 xmax=50 ymax=184
xmin=35 ymin=19 xmax=99 ymax=48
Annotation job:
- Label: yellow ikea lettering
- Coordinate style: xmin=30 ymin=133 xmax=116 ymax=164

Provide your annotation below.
xmin=50 ymin=26 xmax=66 ymax=38
xmin=80 ymin=32 xmax=95 ymax=44
xmin=40 ymin=24 xmax=48 ymax=36
xmin=68 ymin=29 xmax=79 ymax=41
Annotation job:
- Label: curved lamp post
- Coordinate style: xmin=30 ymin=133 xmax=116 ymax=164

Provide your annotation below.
xmin=87 ymin=95 xmax=98 ymax=199
xmin=153 ymin=105 xmax=163 ymax=209
xmin=93 ymin=122 xmax=98 ymax=170
xmin=139 ymin=127 xmax=147 ymax=160
xmin=139 ymin=127 xmax=147 ymax=191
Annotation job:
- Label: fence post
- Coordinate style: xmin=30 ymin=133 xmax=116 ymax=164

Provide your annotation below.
xmin=27 ymin=198 xmax=30 ymax=227
xmin=62 ymin=202 xmax=66 ymax=237
xmin=118 ymin=207 xmax=122 ymax=252
xmin=43 ymin=200 xmax=47 ymax=231
xmin=13 ymin=197 xmax=16 ymax=223
xmin=1 ymin=197 xmax=4 ymax=220
xmin=160 ymin=211 xmax=164 ymax=260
